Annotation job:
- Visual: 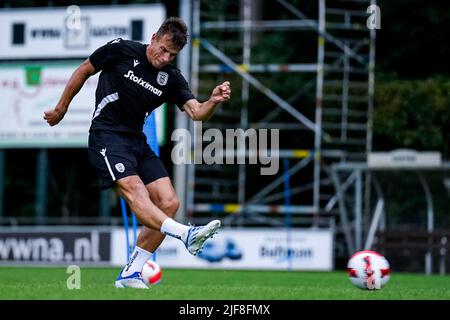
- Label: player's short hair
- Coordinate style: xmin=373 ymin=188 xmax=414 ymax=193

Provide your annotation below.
xmin=156 ymin=17 xmax=188 ymax=50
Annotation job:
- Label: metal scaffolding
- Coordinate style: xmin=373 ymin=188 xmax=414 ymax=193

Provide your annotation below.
xmin=176 ymin=0 xmax=377 ymax=236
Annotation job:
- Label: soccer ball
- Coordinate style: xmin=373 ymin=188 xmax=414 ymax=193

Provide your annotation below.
xmin=347 ymin=250 xmax=391 ymax=290
xmin=141 ymin=260 xmax=162 ymax=285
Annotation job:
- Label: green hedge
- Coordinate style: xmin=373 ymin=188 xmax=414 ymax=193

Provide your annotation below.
xmin=373 ymin=77 xmax=450 ymax=158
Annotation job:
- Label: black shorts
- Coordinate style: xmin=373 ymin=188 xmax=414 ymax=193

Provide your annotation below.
xmin=88 ymin=130 xmax=169 ymax=190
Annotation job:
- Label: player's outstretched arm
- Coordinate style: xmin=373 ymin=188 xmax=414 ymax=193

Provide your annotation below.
xmin=183 ymin=81 xmax=231 ymax=121
xmin=44 ymin=59 xmax=96 ymax=126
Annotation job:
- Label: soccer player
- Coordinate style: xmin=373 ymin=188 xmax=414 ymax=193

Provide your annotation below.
xmin=44 ymin=17 xmax=231 ymax=289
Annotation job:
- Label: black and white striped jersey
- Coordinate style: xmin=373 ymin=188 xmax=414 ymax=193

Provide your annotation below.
xmin=88 ymin=38 xmax=194 ymax=134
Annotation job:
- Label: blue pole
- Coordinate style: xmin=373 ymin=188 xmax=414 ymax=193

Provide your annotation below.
xmin=144 ymin=111 xmax=160 ymax=156
xmin=120 ymin=198 xmax=130 ymax=262
xmin=283 ymin=158 xmax=292 ymax=271
xmin=143 ymin=110 xmax=160 ymax=262
xmin=119 ymin=110 xmax=160 ymax=263
xmin=131 ymin=213 xmax=137 ymax=249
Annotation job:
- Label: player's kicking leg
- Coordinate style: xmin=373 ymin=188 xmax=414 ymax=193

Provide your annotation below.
xmin=114 ymin=176 xmax=220 ymax=288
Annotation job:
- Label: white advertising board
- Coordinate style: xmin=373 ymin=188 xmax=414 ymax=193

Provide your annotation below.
xmin=111 ymin=228 xmax=334 ymax=271
xmin=0 ymin=62 xmax=96 ymax=148
xmin=0 ymin=62 xmax=166 ymax=148
xmin=0 ymin=226 xmax=112 ymax=266
xmin=0 ymin=4 xmax=165 ymax=59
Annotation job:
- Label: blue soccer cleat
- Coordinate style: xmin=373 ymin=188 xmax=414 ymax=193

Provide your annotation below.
xmin=185 ymin=220 xmax=221 ymax=255
xmin=114 ymin=271 xmax=149 ymax=289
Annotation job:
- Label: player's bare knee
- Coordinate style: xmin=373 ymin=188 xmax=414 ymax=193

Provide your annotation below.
xmin=170 ymin=197 xmax=180 ymax=217
xmin=160 ymin=196 xmax=179 ymax=217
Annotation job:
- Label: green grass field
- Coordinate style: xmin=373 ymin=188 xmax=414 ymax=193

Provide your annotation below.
xmin=1 ymin=266 xmax=450 ymax=300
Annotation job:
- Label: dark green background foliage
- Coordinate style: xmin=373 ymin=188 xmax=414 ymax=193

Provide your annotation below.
xmin=373 ymin=77 xmax=450 ymax=157
xmin=374 ymin=0 xmax=450 ymax=157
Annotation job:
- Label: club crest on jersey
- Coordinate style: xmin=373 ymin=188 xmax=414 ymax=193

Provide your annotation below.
xmin=115 ymin=163 xmax=125 ymax=173
xmin=157 ymin=71 xmax=169 ymax=86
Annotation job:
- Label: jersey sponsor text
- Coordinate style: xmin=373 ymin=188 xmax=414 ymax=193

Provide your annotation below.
xmin=123 ymin=70 xmax=162 ymax=97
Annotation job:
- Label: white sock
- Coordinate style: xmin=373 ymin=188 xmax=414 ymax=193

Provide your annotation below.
xmin=161 ymin=218 xmax=190 ymax=243
xmin=121 ymin=246 xmax=152 ymax=278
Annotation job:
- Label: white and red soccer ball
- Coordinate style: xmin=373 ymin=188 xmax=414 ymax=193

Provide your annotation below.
xmin=347 ymin=250 xmax=391 ymax=290
xmin=141 ymin=260 xmax=162 ymax=285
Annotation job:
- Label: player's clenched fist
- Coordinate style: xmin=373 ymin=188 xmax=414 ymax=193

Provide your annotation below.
xmin=211 ymin=81 xmax=231 ymax=103
xmin=43 ymin=107 xmax=66 ymax=126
